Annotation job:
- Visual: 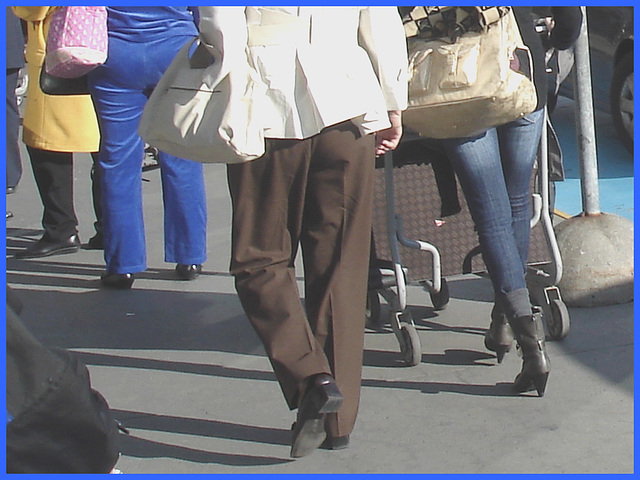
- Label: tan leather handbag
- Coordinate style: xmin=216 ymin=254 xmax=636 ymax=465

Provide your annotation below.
xmin=402 ymin=7 xmax=538 ymax=139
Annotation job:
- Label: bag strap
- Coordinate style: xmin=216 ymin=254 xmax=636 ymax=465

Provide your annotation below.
xmin=189 ymin=40 xmax=214 ymax=69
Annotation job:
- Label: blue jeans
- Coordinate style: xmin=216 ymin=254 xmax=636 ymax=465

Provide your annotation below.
xmin=442 ymin=109 xmax=545 ymax=307
xmin=89 ymin=35 xmax=207 ymax=274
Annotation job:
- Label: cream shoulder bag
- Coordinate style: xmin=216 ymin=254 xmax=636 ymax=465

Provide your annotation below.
xmin=402 ymin=7 xmax=538 ymax=139
xmin=138 ymin=37 xmax=266 ymax=164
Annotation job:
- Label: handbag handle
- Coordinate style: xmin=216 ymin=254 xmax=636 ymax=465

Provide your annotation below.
xmin=189 ymin=40 xmax=215 ymax=69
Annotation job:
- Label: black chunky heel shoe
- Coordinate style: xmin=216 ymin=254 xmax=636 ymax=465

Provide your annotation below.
xmin=484 ymin=303 xmax=514 ymax=363
xmin=290 ymin=373 xmax=343 ymax=458
xmin=175 ymin=264 xmax=202 ymax=280
xmin=510 ymin=307 xmax=550 ymax=397
xmin=100 ymin=272 xmax=134 ymax=290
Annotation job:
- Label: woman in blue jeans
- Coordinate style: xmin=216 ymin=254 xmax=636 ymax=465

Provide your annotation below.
xmin=441 ymin=7 xmax=581 ymax=397
xmin=89 ymin=7 xmax=207 ymax=289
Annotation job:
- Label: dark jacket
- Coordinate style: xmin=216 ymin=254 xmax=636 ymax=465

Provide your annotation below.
xmin=6 ymin=7 xmax=25 ymax=70
xmin=6 ymin=286 xmax=121 ymax=473
xmin=514 ymin=6 xmax=583 ymax=110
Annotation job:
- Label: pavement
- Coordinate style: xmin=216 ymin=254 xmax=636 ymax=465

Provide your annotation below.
xmin=4 ymin=99 xmax=634 ymax=474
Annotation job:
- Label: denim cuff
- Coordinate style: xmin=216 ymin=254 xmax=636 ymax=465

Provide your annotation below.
xmin=498 ymin=287 xmax=531 ymax=320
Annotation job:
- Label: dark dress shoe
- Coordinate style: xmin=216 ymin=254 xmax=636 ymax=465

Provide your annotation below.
xmin=291 ymin=373 xmax=343 ymax=458
xmin=15 ymin=234 xmax=81 ymax=259
xmin=100 ymin=272 xmax=134 ymax=289
xmin=320 ymin=434 xmax=350 ymax=450
xmin=175 ymin=263 xmax=202 ymax=280
xmin=83 ymin=233 xmax=104 ymax=250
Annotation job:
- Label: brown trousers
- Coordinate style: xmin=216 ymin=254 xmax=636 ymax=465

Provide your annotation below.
xmin=227 ymin=121 xmax=375 ymax=437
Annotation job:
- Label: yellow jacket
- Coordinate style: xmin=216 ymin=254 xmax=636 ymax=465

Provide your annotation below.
xmin=12 ymin=6 xmax=100 ymax=152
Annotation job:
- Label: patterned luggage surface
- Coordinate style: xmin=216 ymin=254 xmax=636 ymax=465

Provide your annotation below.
xmin=371 ymin=143 xmax=551 ymax=283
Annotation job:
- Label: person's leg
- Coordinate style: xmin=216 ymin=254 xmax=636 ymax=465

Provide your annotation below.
xmin=6 ymin=68 xmax=22 ymax=191
xmin=497 ymin=108 xmax=545 ymax=271
xmin=443 ymin=117 xmax=549 ymax=395
xmin=227 ymin=138 xmax=333 ymax=408
xmin=301 ymin=121 xmax=375 ymax=439
xmin=442 ymin=130 xmax=527 ymax=304
xmin=496 ymin=109 xmax=549 ymax=396
xmin=86 ymin=151 xmax=104 ymax=248
xmin=228 ymin=137 xmax=349 ymax=458
xmin=88 ymin=39 xmax=149 ymax=275
xmin=149 ymin=33 xmax=207 ymax=273
xmin=157 ymin=153 xmax=207 ymax=268
xmin=441 ymin=129 xmax=527 ymax=363
xmin=25 ymin=146 xmax=78 ymax=241
xmin=14 ymin=147 xmax=80 ymax=259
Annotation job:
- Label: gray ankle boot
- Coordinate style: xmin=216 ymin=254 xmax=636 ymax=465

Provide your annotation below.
xmin=510 ymin=306 xmax=550 ymax=397
xmin=484 ymin=302 xmax=514 ymax=363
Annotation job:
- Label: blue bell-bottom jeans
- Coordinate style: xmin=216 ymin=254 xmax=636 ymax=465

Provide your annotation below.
xmin=89 ymin=35 xmax=207 ymax=274
xmin=441 ymin=109 xmax=545 ymax=317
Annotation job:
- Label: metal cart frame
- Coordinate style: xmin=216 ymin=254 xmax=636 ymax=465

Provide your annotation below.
xmin=368 ymin=108 xmax=571 ymax=366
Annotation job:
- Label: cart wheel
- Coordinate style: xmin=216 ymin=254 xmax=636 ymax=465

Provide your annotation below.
xmin=546 ymin=299 xmax=570 ymax=340
xmin=365 ymin=290 xmax=382 ymax=329
xmin=430 ymin=278 xmax=450 ymax=311
xmin=399 ymin=322 xmax=422 ymax=366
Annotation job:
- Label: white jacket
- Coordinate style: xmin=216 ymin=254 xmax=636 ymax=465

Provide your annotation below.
xmin=198 ymin=6 xmax=408 ymax=140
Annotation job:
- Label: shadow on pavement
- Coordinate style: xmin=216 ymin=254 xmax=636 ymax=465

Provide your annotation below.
xmin=118 ymin=431 xmax=291 ymax=466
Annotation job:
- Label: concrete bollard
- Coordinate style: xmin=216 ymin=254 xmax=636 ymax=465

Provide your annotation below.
xmin=555 ymin=212 xmax=634 ymax=307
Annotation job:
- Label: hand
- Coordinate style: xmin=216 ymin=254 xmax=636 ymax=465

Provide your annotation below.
xmin=544 ymin=16 xmax=555 ymax=32
xmin=375 ymin=110 xmax=403 ymax=157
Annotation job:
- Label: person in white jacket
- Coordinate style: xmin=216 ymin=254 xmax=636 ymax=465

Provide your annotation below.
xmin=198 ymin=7 xmax=407 ymax=458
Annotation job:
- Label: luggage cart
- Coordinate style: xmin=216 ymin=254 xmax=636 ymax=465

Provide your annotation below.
xmin=526 ymin=109 xmax=571 ymax=340
xmin=366 ymin=149 xmax=450 ymax=367
xmin=367 ymin=108 xmax=570 ymax=366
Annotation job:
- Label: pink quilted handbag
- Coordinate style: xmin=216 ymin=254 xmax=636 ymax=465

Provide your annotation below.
xmin=45 ymin=6 xmax=108 ymax=78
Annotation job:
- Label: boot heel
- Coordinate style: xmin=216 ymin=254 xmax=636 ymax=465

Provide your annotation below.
xmin=485 ymin=335 xmax=511 ymax=363
xmin=314 ymin=379 xmax=343 ymax=413
xmin=533 ymin=372 xmax=549 ymax=397
xmin=514 ymin=371 xmax=549 ymax=397
xmin=485 ymin=303 xmax=514 ymax=363
xmin=509 ymin=308 xmax=550 ymax=397
xmin=494 ymin=346 xmax=509 ymax=364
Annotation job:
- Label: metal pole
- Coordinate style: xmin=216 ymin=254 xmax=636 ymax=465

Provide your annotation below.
xmin=572 ymin=6 xmax=600 ymax=215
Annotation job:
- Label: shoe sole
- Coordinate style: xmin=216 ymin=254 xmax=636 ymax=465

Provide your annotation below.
xmin=291 ymin=417 xmax=327 ymax=458
xmin=320 ymin=436 xmax=350 ymax=450
xmin=82 ymin=244 xmax=104 ymax=251
xmin=290 ymin=381 xmax=343 ymax=458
